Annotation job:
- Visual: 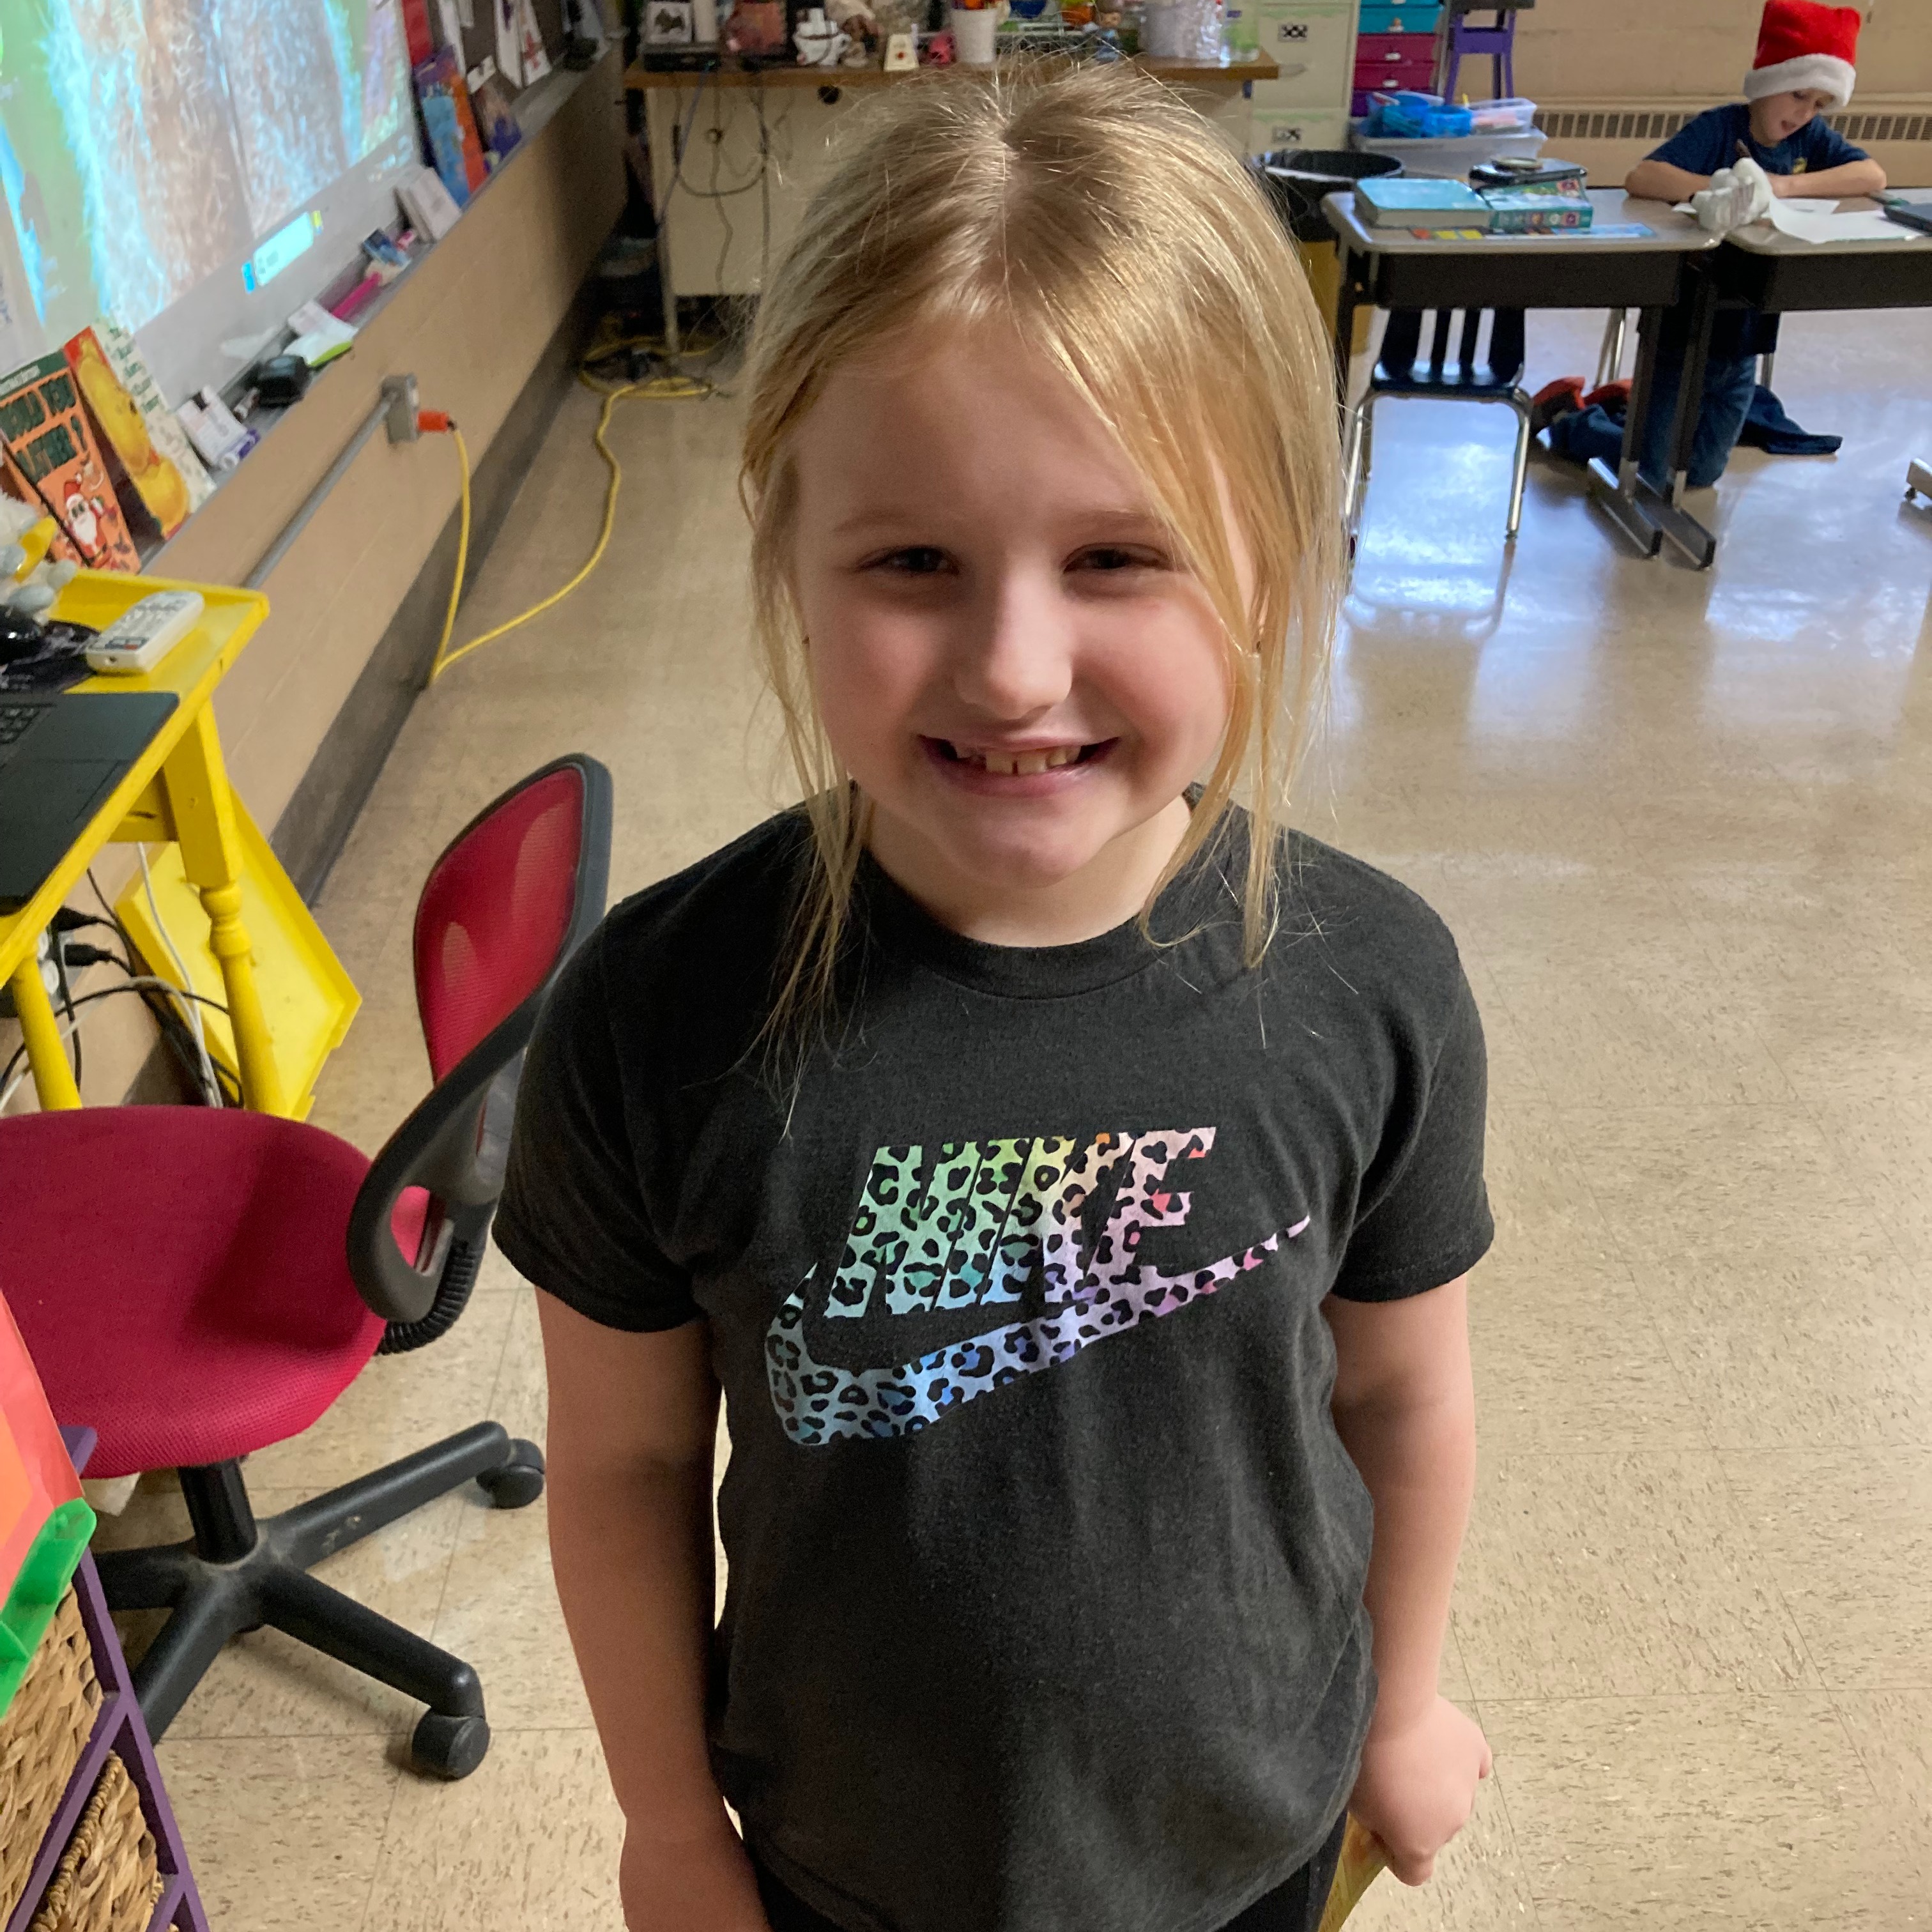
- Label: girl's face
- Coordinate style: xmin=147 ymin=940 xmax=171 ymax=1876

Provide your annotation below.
xmin=788 ymin=326 xmax=1241 ymax=942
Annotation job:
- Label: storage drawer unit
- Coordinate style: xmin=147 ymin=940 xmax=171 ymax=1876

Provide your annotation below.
xmin=1248 ymin=103 xmax=1353 ymax=155
xmin=1351 ymin=0 xmax=1442 ymax=116
xmin=1242 ymin=4 xmax=1356 ymax=107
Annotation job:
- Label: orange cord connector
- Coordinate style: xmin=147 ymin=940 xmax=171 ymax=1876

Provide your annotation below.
xmin=415 ymin=409 xmax=454 ymax=435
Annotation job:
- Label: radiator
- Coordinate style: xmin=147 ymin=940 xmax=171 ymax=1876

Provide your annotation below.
xmin=1533 ymin=104 xmax=1932 ymax=148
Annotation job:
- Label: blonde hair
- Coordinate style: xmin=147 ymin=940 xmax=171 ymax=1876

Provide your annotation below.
xmin=741 ymin=62 xmax=1343 ymax=1043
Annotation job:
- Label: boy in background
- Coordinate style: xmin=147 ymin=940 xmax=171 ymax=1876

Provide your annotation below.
xmin=1538 ymin=0 xmax=1885 ymax=491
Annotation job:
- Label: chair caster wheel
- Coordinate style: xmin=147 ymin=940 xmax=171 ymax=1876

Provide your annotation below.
xmin=412 ymin=1710 xmax=491 ymax=1779
xmin=477 ymin=1439 xmax=545 ymax=1510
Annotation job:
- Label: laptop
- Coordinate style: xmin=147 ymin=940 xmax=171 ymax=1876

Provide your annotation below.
xmin=0 ymin=690 xmax=180 ymax=912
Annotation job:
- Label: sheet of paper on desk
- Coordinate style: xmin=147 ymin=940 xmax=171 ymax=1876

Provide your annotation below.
xmin=1763 ymin=203 xmax=1919 ymax=243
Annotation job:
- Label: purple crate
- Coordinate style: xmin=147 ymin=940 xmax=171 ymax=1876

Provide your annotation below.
xmin=2 ymin=1432 xmax=212 ymax=1932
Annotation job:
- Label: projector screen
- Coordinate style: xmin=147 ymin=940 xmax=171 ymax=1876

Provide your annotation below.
xmin=0 ymin=0 xmax=420 ymax=408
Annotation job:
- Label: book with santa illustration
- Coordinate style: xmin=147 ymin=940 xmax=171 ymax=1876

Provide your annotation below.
xmin=0 ymin=349 xmax=141 ymax=571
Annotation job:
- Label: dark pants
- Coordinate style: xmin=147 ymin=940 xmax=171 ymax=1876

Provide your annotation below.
xmin=1545 ymin=346 xmax=1759 ymax=491
xmin=754 ymin=1810 xmax=1350 ymax=1932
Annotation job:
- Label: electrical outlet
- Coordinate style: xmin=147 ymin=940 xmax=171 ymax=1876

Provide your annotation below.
xmin=383 ymin=373 xmax=422 ymax=443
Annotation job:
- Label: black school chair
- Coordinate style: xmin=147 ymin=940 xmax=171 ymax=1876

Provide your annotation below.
xmin=1342 ymin=307 xmax=1535 ymax=546
xmin=0 ymin=755 xmax=611 ymax=1779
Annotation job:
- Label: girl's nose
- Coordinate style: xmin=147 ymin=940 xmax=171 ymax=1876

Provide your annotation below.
xmin=951 ymin=569 xmax=1075 ymax=720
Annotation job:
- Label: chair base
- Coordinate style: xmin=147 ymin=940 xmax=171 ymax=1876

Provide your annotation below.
xmin=96 ymin=1422 xmax=544 ymax=1780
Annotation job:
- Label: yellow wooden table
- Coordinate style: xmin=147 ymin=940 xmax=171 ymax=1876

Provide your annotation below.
xmin=1 ymin=574 xmax=289 ymax=1115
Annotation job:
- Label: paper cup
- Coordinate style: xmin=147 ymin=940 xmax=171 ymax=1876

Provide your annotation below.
xmin=950 ymin=6 xmax=1000 ymax=63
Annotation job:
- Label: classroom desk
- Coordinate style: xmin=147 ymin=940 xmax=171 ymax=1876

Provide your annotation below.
xmin=630 ymin=52 xmax=1275 ymax=339
xmin=1636 ymin=203 xmax=1932 ymax=566
xmin=0 ymin=580 xmax=288 ymax=1116
xmin=1325 ymin=190 xmax=1721 ymax=559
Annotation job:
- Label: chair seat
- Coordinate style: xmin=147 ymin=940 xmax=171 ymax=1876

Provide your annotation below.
xmin=1369 ymin=369 xmax=1525 ymax=398
xmin=0 ymin=1108 xmax=387 ymax=1480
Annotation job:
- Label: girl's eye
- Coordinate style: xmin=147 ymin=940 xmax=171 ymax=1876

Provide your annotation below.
xmin=869 ymin=546 xmax=951 ymax=576
xmin=1070 ymin=545 xmax=1164 ymax=574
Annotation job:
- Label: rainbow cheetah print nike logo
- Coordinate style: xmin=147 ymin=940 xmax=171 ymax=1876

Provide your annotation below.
xmin=765 ymin=1128 xmax=1308 ymax=1446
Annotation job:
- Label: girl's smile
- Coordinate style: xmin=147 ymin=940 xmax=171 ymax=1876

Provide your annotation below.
xmin=788 ymin=323 xmax=1246 ymax=948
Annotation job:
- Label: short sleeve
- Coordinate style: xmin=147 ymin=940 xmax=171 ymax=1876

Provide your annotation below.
xmin=1329 ymin=969 xmax=1493 ymax=1302
xmin=1801 ymin=119 xmax=1867 ymax=170
xmin=1648 ymin=108 xmax=1728 ymax=176
xmin=493 ymin=929 xmax=698 ymax=1332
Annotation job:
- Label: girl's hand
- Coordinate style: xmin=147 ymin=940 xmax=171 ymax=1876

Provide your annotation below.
xmin=1347 ymin=1694 xmax=1492 ymax=1885
xmin=619 ymin=1813 xmax=772 ymax=1931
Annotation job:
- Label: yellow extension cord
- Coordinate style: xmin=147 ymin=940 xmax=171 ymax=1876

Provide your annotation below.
xmin=424 ymin=356 xmax=713 ymax=686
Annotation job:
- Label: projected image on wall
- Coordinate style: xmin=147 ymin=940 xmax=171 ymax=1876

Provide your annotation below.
xmin=0 ymin=0 xmax=414 ymax=381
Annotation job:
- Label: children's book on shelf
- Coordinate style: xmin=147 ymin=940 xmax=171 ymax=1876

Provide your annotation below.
xmin=414 ymin=46 xmax=489 ymax=205
xmin=400 ymin=165 xmax=463 ymax=240
xmin=516 ymin=0 xmax=553 ymax=81
xmin=1354 ymin=178 xmax=1493 ymax=230
xmin=0 ymin=351 xmax=142 ymax=570
xmin=61 ymin=325 xmax=210 ymax=539
xmin=470 ymin=71 xmax=524 ymax=165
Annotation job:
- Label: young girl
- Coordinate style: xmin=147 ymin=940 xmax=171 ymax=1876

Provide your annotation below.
xmin=496 ymin=65 xmax=1492 ymax=1932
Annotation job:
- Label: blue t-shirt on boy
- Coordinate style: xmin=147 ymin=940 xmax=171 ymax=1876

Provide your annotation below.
xmin=1648 ymin=106 xmax=1870 ymax=360
xmin=1650 ymin=102 xmax=1867 ymax=182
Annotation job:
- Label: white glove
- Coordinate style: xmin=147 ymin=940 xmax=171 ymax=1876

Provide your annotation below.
xmin=1692 ymin=157 xmax=1774 ymax=234
xmin=1731 ymin=156 xmax=1774 ymax=221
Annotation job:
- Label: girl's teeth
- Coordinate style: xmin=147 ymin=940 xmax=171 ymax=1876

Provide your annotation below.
xmin=960 ymin=746 xmax=1080 ymax=775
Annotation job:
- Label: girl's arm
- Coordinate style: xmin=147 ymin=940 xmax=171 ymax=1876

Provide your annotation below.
xmin=1326 ymin=1275 xmax=1490 ymax=1886
xmin=1770 ymin=157 xmax=1887 ymax=197
xmin=538 ymin=1294 xmax=770 ymax=1932
xmin=1626 ymin=158 xmax=1713 ymax=203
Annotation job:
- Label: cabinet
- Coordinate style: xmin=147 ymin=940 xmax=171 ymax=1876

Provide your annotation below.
xmin=1242 ymin=3 xmax=1358 ymax=150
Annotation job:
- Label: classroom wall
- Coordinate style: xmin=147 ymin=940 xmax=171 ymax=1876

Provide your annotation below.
xmin=1516 ymin=0 xmax=1928 ymax=105
xmin=1514 ymin=0 xmax=1932 ymax=185
xmin=0 ymin=50 xmax=624 ymax=1114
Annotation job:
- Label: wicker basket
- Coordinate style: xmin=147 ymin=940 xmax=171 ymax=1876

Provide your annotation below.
xmin=28 ymin=1754 xmax=162 ymax=1932
xmin=0 ymin=1591 xmax=102 ymax=1923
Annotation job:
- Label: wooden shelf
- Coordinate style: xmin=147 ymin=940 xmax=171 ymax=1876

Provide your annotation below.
xmin=625 ymin=49 xmax=1278 ymax=89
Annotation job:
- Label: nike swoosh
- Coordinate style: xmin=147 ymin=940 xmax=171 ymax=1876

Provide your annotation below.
xmin=765 ymin=1213 xmax=1310 ymax=1446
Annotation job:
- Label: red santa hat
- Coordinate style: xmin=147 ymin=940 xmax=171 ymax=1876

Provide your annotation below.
xmin=1744 ymin=0 xmax=1860 ymax=108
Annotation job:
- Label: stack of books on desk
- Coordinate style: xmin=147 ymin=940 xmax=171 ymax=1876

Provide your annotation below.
xmin=1353 ymin=178 xmax=1491 ymax=233
xmin=1478 ymin=180 xmax=1594 ymax=233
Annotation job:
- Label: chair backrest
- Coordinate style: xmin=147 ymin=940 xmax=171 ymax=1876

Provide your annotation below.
xmin=1373 ymin=308 xmax=1526 ymax=395
xmin=346 ymin=755 xmax=613 ymax=1329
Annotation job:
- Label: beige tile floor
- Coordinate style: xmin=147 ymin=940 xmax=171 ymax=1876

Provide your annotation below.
xmin=114 ymin=300 xmax=1932 ymax=1929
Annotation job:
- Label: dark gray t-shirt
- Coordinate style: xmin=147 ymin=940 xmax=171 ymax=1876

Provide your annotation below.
xmin=494 ymin=809 xmax=1492 ymax=1932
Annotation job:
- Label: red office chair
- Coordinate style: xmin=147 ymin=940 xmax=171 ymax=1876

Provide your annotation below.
xmin=0 ymin=755 xmax=611 ymax=1779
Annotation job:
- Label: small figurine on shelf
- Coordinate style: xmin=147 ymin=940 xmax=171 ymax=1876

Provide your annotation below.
xmin=828 ymin=0 xmax=882 ymax=63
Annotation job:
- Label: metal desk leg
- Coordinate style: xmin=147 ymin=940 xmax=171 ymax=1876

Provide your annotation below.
xmin=1333 ymin=250 xmax=1360 ymax=403
xmin=646 ymin=90 xmax=682 ymax=355
xmin=162 ymin=709 xmax=288 ymax=1117
xmin=1635 ymin=261 xmax=1718 ymax=570
xmin=1586 ymin=304 xmax=1663 ymax=558
xmin=7 ymin=953 xmax=82 ymax=1110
